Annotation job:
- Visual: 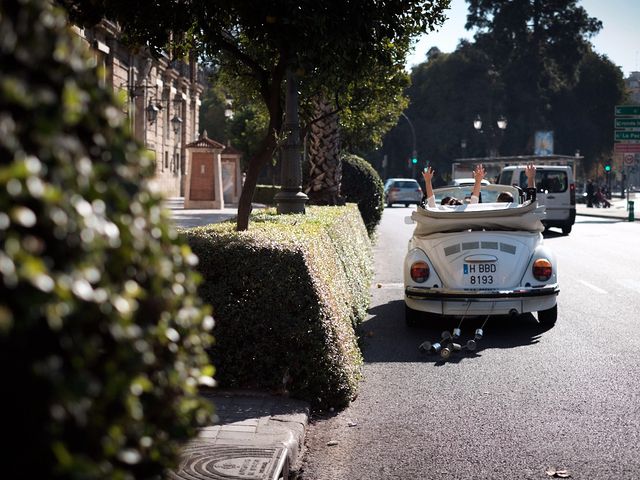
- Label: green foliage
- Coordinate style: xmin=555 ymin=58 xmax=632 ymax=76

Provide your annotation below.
xmin=0 ymin=0 xmax=214 ymax=477
xmin=340 ymin=154 xmax=385 ymax=236
xmin=467 ymin=0 xmax=602 ymax=141
xmin=181 ymin=205 xmax=372 ymax=409
xmin=60 ymin=0 xmax=450 ymax=230
xmin=550 ymin=49 xmax=626 ymax=170
xmin=380 ymin=2 xmax=624 ymax=176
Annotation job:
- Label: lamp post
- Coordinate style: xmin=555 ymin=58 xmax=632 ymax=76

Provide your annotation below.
xmin=400 ymin=112 xmax=418 ymax=177
xmin=473 ymin=114 xmax=507 ymax=158
xmin=274 ymin=68 xmax=308 ymax=214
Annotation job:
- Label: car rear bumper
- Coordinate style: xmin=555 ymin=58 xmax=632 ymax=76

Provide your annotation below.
xmin=405 ymin=284 xmax=559 ymax=300
xmin=405 ymin=284 xmax=559 ymax=316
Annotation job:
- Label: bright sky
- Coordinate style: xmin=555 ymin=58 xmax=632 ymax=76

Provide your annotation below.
xmin=406 ymin=0 xmax=640 ymax=78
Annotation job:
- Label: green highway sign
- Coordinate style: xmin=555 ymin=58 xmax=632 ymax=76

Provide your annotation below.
xmin=614 ymin=131 xmax=640 ymax=141
xmin=615 ymin=118 xmax=640 ymax=129
xmin=615 ymin=105 xmax=640 ymax=116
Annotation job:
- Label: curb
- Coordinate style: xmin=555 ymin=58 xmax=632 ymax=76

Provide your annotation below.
xmin=169 ymin=391 xmax=309 ymax=480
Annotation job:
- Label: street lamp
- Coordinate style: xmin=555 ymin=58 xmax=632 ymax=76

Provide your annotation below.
xmin=171 ymin=113 xmax=182 ymax=135
xmin=473 ymin=114 xmax=507 ymax=158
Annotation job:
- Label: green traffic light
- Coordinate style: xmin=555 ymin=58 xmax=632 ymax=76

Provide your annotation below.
xmin=411 ymin=158 xmax=418 ymax=164
xmin=605 ymin=165 xmax=611 ymax=172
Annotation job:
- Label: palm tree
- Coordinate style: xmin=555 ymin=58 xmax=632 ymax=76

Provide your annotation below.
xmin=306 ymin=95 xmax=342 ymax=205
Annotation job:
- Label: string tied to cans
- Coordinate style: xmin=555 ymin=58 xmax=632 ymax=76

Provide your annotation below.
xmin=418 ymin=303 xmax=492 ymax=360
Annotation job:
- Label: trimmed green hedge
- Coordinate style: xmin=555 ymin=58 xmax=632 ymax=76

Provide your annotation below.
xmin=0 ymin=0 xmax=214 ymax=477
xmin=340 ymin=154 xmax=385 ymax=236
xmin=181 ymin=205 xmax=372 ymax=409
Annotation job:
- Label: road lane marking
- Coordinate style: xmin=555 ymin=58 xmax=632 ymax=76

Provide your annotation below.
xmin=578 ymin=279 xmax=607 ymax=294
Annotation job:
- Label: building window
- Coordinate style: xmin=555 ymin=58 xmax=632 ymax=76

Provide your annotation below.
xmin=164 ymin=151 xmax=169 ymax=170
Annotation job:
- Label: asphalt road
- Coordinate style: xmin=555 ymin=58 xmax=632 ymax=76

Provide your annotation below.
xmin=300 ymin=207 xmax=640 ymax=480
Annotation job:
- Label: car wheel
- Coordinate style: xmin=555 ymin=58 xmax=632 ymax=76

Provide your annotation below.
xmin=387 ymin=200 xmax=393 ymax=208
xmin=405 ymin=303 xmax=421 ymax=327
xmin=404 ymin=203 xmax=410 ymax=207
xmin=538 ymin=304 xmax=557 ymax=326
xmin=561 ymin=224 xmax=572 ymax=235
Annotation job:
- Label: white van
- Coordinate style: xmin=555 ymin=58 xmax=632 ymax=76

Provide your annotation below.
xmin=496 ymin=165 xmax=576 ymax=235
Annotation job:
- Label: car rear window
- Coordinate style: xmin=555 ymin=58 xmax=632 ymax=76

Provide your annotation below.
xmin=393 ymin=181 xmax=419 ymax=188
xmin=518 ymin=170 xmax=568 ymax=193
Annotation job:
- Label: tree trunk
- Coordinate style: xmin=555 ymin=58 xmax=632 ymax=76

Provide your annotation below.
xmin=236 ymin=59 xmax=286 ymax=231
xmin=306 ymin=95 xmax=342 ymax=205
xmin=236 ymin=127 xmax=279 ymax=231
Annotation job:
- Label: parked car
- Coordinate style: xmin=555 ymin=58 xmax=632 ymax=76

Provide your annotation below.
xmin=404 ymin=184 xmax=559 ymax=327
xmin=384 ymin=178 xmax=423 ymax=207
xmin=496 ymin=165 xmax=575 ymax=235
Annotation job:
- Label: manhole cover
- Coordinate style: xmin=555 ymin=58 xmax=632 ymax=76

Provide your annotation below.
xmin=168 ymin=444 xmax=288 ymax=480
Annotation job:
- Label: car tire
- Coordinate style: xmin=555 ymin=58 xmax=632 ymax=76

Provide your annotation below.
xmin=405 ymin=303 xmax=421 ymax=327
xmin=561 ymin=224 xmax=572 ymax=236
xmin=404 ymin=203 xmax=410 ymax=207
xmin=387 ymin=201 xmax=393 ymax=208
xmin=538 ymin=304 xmax=557 ymax=326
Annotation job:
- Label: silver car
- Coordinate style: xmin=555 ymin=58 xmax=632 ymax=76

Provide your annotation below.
xmin=384 ymin=178 xmax=423 ymax=207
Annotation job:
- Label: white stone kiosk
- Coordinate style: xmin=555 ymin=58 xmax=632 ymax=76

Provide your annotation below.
xmin=184 ymin=131 xmax=225 ymax=209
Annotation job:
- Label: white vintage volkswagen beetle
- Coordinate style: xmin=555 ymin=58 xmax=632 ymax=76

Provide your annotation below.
xmin=404 ymin=184 xmax=558 ymax=327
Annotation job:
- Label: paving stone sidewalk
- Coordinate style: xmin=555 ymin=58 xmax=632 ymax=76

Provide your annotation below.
xmin=168 ymin=391 xmax=309 ymax=480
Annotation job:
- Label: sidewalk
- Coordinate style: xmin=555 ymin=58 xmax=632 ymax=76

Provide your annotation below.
xmin=168 ymin=391 xmax=308 ymax=480
xmin=165 ymin=198 xmax=308 ymax=480
xmin=575 ymin=192 xmax=638 ymax=221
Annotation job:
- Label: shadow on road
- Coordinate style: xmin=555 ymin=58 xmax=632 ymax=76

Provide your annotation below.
xmin=359 ymin=300 xmax=553 ymax=364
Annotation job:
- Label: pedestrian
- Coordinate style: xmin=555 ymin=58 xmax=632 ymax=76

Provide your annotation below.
xmin=586 ymin=179 xmax=595 ymax=208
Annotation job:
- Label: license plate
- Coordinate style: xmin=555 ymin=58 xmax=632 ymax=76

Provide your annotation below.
xmin=463 ymin=262 xmax=496 ymax=285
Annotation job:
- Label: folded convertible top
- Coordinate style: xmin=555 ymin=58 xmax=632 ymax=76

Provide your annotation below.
xmin=411 ymin=201 xmax=546 ymax=236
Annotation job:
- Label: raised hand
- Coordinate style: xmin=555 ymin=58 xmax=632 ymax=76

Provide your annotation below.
xmin=473 ymin=164 xmax=486 ymax=182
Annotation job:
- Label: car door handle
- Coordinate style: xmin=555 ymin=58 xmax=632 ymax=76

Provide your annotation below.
xmin=547 ymin=195 xmax=555 ymax=199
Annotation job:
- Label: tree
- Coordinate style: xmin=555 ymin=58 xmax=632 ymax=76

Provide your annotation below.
xmin=60 ymin=0 xmax=449 ymax=230
xmin=381 ymin=41 xmax=495 ymax=178
xmin=551 ymin=49 xmax=626 ymax=172
xmin=466 ymin=0 xmax=602 ymax=151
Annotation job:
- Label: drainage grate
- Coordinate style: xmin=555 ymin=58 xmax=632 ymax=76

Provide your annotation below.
xmin=168 ymin=445 xmax=288 ymax=480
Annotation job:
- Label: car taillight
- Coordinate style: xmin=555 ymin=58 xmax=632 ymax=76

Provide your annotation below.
xmin=532 ymin=259 xmax=553 ymax=281
xmin=569 ymin=183 xmax=575 ymax=205
xmin=391 ymin=188 xmax=400 ymax=193
xmin=410 ymin=261 xmax=430 ymax=283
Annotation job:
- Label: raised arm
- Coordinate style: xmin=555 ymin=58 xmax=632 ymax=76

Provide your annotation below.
xmin=421 ymin=166 xmax=436 ymax=207
xmin=524 ymin=163 xmax=537 ymax=202
xmin=470 ymin=164 xmax=486 ymax=203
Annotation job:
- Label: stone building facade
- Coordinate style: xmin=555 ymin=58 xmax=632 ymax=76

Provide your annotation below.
xmin=625 ymin=72 xmax=640 ymax=105
xmin=74 ymin=20 xmax=205 ymax=198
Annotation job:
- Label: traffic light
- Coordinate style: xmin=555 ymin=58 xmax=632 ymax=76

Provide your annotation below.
xmin=604 ymin=164 xmax=611 ymax=173
xmin=411 ymin=157 xmax=418 ymax=165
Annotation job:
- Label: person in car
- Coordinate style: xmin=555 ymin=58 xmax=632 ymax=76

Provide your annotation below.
xmin=496 ymin=163 xmax=537 ymax=203
xmin=421 ymin=164 xmax=486 ymax=208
